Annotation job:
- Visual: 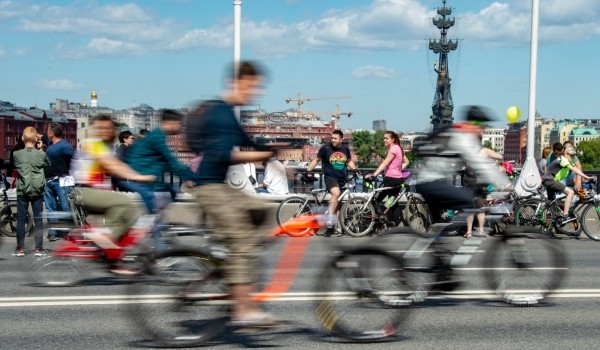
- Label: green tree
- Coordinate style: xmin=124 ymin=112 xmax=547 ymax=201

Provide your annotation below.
xmin=350 ymin=131 xmax=374 ymax=166
xmin=578 ymin=139 xmax=600 ymax=170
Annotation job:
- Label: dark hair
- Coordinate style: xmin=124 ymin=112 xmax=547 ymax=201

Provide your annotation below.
xmin=91 ymin=114 xmax=114 ymax=125
xmin=384 ymin=130 xmax=400 ymax=146
xmin=552 ymin=142 xmax=563 ymax=152
xmin=118 ymin=131 xmax=133 ymax=143
xmin=332 ymin=129 xmax=344 ymax=138
xmin=139 ymin=129 xmax=149 ymax=136
xmin=162 ymin=109 xmax=183 ymax=123
xmin=563 ymin=140 xmax=574 ymax=147
xmin=230 ymin=60 xmax=264 ymax=81
xmin=48 ymin=122 xmax=63 ymax=138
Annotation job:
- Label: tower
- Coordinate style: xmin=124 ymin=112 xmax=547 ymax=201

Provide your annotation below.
xmin=90 ymin=90 xmax=98 ymax=108
xmin=429 ymin=0 xmax=459 ymax=130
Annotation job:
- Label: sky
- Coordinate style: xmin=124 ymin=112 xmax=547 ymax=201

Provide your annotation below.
xmin=1 ymin=0 xmax=600 ymax=132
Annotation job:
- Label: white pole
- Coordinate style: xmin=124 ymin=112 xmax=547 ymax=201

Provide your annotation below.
xmin=233 ymin=0 xmax=242 ymax=121
xmin=516 ymin=0 xmax=541 ymax=193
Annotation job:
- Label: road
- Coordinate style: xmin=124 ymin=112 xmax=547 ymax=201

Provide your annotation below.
xmin=1 ymin=233 xmax=599 ymax=349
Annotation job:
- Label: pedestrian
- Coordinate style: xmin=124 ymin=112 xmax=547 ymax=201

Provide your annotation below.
xmin=539 ymin=146 xmax=552 ymax=175
xmin=187 ymin=60 xmax=279 ymax=327
xmin=12 ymin=127 xmax=50 ymax=256
xmin=306 ymin=129 xmax=358 ymax=235
xmin=44 ymin=123 xmax=76 ymax=241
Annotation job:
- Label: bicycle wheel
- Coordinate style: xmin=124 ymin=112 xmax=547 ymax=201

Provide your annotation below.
xmin=127 ymin=248 xmax=229 ymax=347
xmin=339 ymin=198 xmax=377 ymax=237
xmin=483 ymin=230 xmax=567 ymax=306
xmin=314 ymin=248 xmax=416 ymax=341
xmin=30 ymin=256 xmax=89 ymax=286
xmin=580 ymin=202 xmax=600 ymax=241
xmin=553 ymin=209 xmax=582 ymax=237
xmin=0 ymin=206 xmax=33 ymax=237
xmin=276 ymin=196 xmax=314 ymax=236
xmin=514 ymin=199 xmax=552 ymax=235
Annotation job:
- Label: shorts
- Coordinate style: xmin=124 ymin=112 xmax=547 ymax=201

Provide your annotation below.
xmin=542 ymin=178 xmax=566 ymax=193
xmin=325 ymin=177 xmax=346 ymax=191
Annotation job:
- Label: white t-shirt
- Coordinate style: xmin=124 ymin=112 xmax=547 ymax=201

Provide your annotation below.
xmin=263 ymin=159 xmax=289 ymax=195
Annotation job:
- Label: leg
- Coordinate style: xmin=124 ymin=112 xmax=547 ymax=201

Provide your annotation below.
xmin=563 ymin=187 xmax=574 ymax=216
xmin=31 ymin=196 xmax=44 ymax=249
xmin=465 ymin=215 xmax=474 ymax=238
xmin=78 ymin=188 xmax=136 ymax=240
xmin=16 ymin=196 xmax=28 ymax=249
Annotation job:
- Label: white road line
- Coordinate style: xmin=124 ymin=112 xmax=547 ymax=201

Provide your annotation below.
xmin=2 ymin=290 xmax=600 ymax=307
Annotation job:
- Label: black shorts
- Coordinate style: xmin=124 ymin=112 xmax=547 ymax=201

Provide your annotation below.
xmin=542 ymin=178 xmax=566 ymax=192
xmin=325 ymin=177 xmax=346 ymax=191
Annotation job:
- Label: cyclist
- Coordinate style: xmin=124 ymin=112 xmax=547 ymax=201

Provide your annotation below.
xmin=71 ymin=115 xmax=155 ymax=254
xmin=542 ymin=144 xmax=593 ymax=223
xmin=365 ymin=130 xmax=409 ymax=225
xmin=306 ymin=129 xmax=358 ymax=235
xmin=415 ymin=105 xmax=511 ymax=224
xmin=187 ymin=61 xmax=279 ymax=327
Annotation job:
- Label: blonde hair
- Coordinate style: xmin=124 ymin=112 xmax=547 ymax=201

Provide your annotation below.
xmin=22 ymin=127 xmax=38 ymax=143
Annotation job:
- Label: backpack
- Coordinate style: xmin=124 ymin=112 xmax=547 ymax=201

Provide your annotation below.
xmin=186 ymin=100 xmax=217 ymax=155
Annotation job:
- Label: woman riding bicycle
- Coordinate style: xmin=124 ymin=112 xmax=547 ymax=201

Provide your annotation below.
xmin=366 ymin=130 xmax=410 ymax=224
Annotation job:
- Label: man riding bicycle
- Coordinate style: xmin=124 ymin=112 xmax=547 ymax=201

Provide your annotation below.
xmin=416 ymin=106 xmax=511 ymax=223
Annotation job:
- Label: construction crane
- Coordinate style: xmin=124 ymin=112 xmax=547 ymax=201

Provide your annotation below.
xmin=304 ymin=104 xmax=353 ymax=129
xmin=284 ymin=93 xmax=351 ymax=120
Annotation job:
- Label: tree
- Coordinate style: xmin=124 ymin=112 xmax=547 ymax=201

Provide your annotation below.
xmin=578 ymin=139 xmax=600 ymax=170
xmin=350 ymin=131 xmax=374 ymax=166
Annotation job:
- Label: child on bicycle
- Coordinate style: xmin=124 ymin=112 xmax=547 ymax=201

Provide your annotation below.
xmin=542 ymin=145 xmax=593 ymax=222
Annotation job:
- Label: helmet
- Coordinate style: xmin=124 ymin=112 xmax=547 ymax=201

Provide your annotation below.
xmin=578 ymin=189 xmax=595 ymax=202
xmin=501 ymin=161 xmax=513 ymax=175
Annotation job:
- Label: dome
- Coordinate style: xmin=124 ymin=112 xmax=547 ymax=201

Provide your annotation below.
xmin=91 ymin=90 xmax=97 ymax=99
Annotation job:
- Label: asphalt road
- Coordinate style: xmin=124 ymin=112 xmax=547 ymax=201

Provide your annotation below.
xmin=1 ymin=232 xmax=599 ymax=350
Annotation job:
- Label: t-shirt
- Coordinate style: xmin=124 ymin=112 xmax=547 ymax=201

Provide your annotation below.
xmin=44 ymin=139 xmax=75 ymax=178
xmin=263 ymin=159 xmax=289 ymax=195
xmin=71 ymin=138 xmax=113 ymax=189
xmin=384 ymin=144 xmax=404 ymax=178
xmin=317 ymin=144 xmax=350 ymax=180
xmin=543 ymin=156 xmax=573 ymax=182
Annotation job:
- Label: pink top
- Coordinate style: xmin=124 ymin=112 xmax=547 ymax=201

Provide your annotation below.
xmin=384 ymin=144 xmax=404 ymax=178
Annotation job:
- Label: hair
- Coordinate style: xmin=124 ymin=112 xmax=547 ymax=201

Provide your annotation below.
xmin=91 ymin=114 xmax=114 ymax=125
xmin=563 ymin=140 xmax=574 ymax=148
xmin=384 ymin=130 xmax=400 ymax=146
xmin=541 ymin=146 xmax=552 ymax=159
xmin=552 ymin=142 xmax=563 ymax=152
xmin=230 ymin=60 xmax=264 ymax=81
xmin=139 ymin=129 xmax=149 ymax=136
xmin=22 ymin=126 xmax=38 ymax=143
xmin=161 ymin=109 xmax=183 ymax=123
xmin=118 ymin=131 xmax=133 ymax=143
xmin=332 ymin=129 xmax=344 ymax=139
xmin=48 ymin=122 xmax=64 ymax=138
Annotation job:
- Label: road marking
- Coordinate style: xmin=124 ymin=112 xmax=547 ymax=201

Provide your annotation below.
xmin=2 ymin=289 xmax=600 ymax=307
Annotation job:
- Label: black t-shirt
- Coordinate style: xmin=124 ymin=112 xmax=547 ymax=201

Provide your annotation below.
xmin=317 ymin=144 xmax=350 ymax=180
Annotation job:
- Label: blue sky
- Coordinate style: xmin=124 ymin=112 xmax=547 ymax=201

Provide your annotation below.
xmin=1 ymin=0 xmax=599 ymax=132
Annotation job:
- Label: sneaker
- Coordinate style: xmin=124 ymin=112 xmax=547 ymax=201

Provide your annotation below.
xmin=12 ymin=248 xmax=25 ymax=257
xmin=48 ymin=236 xmax=61 ymax=242
xmin=230 ymin=312 xmax=280 ymax=328
xmin=109 ymin=265 xmax=140 ymax=276
xmin=34 ymin=248 xmax=47 ymax=257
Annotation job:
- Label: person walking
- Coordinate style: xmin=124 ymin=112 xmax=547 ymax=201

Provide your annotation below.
xmin=44 ymin=123 xmax=75 ymax=241
xmin=306 ymin=129 xmax=358 ymax=235
xmin=12 ymin=127 xmax=50 ymax=256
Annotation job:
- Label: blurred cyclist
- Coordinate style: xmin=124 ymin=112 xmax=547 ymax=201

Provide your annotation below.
xmin=416 ymin=106 xmax=510 ymax=224
xmin=187 ymin=61 xmax=278 ymax=327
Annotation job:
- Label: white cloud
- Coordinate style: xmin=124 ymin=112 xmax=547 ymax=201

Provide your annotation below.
xmin=352 ymin=65 xmax=399 ymax=79
xmin=38 ymin=79 xmax=83 ymax=90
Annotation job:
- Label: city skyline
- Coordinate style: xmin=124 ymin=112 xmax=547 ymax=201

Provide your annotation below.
xmin=1 ymin=0 xmax=599 ymax=132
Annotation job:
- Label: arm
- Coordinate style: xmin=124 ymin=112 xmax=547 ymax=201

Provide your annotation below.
xmin=480 ymin=147 xmax=503 ymax=161
xmin=96 ymin=154 xmax=155 ymax=182
xmin=574 ymin=160 xmax=583 ymax=189
xmin=402 ymin=155 xmax=410 ymax=169
xmin=230 ymin=151 xmax=273 ymax=164
xmin=153 ymin=135 xmax=197 ymax=181
xmin=306 ymin=157 xmax=321 ymax=172
xmin=567 ymin=163 xmax=591 ymax=180
xmin=347 ymin=159 xmax=357 ymax=172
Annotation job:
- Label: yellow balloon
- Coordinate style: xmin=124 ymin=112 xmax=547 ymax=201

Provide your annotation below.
xmin=506 ymin=106 xmax=521 ymax=123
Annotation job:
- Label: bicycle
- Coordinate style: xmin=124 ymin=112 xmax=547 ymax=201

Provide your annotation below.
xmin=372 ymin=204 xmax=567 ymax=307
xmin=0 ymin=180 xmax=33 ymax=237
xmin=29 ymin=188 xmax=205 ymax=286
xmin=127 ymin=213 xmax=414 ymax=346
xmin=515 ymin=180 xmax=600 ymax=240
xmin=339 ymin=175 xmax=429 ymax=237
xmin=275 ymin=172 xmax=359 ymax=236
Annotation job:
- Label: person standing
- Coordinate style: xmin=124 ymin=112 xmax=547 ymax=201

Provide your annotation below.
xmin=13 ymin=127 xmax=50 ymax=256
xmin=187 ymin=61 xmax=278 ymax=326
xmin=44 ymin=123 xmax=76 ymax=241
xmin=306 ymin=129 xmax=357 ymax=235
